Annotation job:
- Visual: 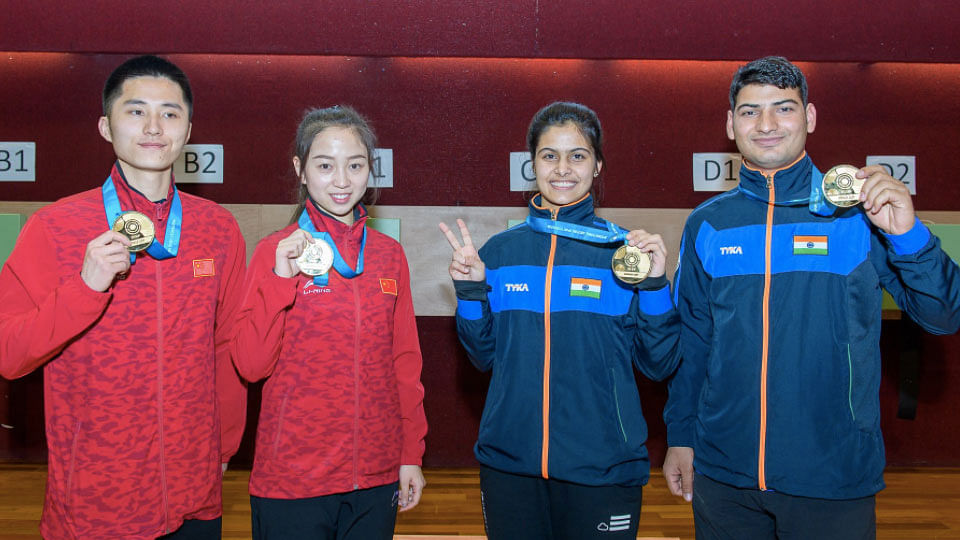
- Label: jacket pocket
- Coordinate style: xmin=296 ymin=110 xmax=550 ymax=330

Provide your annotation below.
xmin=271 ymin=392 xmax=291 ymax=458
xmin=610 ymin=369 xmax=629 ymax=443
xmin=66 ymin=419 xmax=82 ymax=508
xmin=845 ymin=342 xmax=881 ymax=432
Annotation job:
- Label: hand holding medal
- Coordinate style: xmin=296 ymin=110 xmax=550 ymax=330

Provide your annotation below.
xmin=822 ymin=164 xmax=915 ymax=235
xmin=80 ymin=229 xmax=133 ymax=292
xmin=619 ymin=229 xmax=667 ymax=283
xmin=274 ymin=229 xmax=332 ymax=279
xmin=856 ymin=164 xmax=916 ymax=235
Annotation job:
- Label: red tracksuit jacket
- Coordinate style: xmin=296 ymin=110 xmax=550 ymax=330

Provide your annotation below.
xmin=0 ymin=164 xmax=247 ymax=539
xmin=232 ymin=202 xmax=426 ymax=499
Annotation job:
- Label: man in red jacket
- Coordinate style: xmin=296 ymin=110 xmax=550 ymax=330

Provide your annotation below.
xmin=0 ymin=55 xmax=246 ymax=539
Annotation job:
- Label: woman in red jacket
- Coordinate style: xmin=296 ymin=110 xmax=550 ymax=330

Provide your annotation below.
xmin=232 ymin=105 xmax=427 ymax=540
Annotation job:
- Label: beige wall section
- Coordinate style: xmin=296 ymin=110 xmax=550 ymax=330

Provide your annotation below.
xmin=4 ymin=200 xmax=960 ymax=316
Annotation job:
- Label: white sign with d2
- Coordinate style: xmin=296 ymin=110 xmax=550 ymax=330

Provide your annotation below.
xmin=866 ymin=155 xmax=916 ymax=195
xmin=509 ymin=151 xmax=537 ymax=192
xmin=174 ymin=145 xmax=223 ymax=184
xmin=0 ymin=142 xmax=36 ymax=182
xmin=369 ymin=148 xmax=393 ymax=188
xmin=693 ymin=153 xmax=741 ymax=192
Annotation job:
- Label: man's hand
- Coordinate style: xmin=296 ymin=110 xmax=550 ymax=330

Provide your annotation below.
xmin=857 ymin=164 xmax=915 ymax=235
xmin=80 ymin=230 xmax=131 ymax=292
xmin=663 ymin=446 xmax=695 ymax=502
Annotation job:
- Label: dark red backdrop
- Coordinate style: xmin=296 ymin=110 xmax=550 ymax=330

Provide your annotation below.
xmin=2 ymin=1 xmax=960 ymax=468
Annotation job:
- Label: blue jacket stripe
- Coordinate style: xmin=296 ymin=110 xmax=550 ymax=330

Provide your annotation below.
xmin=638 ymin=286 xmax=673 ymax=316
xmin=698 ymin=215 xmax=872 ymax=278
xmin=457 ymin=299 xmax=484 ymax=320
xmin=550 ymin=265 xmax=633 ymax=316
xmin=488 ymin=265 xmax=634 ymax=316
xmin=884 ymin=217 xmax=930 ymax=256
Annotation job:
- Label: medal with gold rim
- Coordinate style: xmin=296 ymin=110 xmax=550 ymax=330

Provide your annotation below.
xmin=296 ymin=238 xmax=335 ymax=276
xmin=612 ymin=245 xmax=651 ymax=284
xmin=112 ymin=211 xmax=155 ymax=252
xmin=822 ymin=164 xmax=864 ymax=207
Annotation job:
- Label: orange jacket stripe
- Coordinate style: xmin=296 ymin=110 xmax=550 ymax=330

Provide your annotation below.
xmin=744 ymin=152 xmax=806 ymax=492
xmin=542 ymin=232 xmax=557 ymax=478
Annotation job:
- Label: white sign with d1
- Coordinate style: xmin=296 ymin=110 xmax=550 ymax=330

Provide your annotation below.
xmin=174 ymin=144 xmax=223 ymax=184
xmin=693 ymin=153 xmax=741 ymax=192
xmin=866 ymin=155 xmax=916 ymax=195
xmin=0 ymin=142 xmax=36 ymax=182
xmin=509 ymin=151 xmax=537 ymax=192
xmin=369 ymin=148 xmax=393 ymax=188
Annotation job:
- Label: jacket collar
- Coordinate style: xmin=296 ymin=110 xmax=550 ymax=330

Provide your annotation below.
xmin=110 ymin=162 xmax=174 ymax=228
xmin=528 ymin=192 xmax=597 ymax=225
xmin=306 ymin=199 xmax=367 ymax=246
xmin=737 ymin=152 xmax=813 ymax=206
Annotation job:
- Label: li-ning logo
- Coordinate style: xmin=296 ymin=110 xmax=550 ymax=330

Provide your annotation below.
xmin=597 ymin=513 xmax=632 ymax=532
xmin=504 ymin=283 xmax=529 ymax=292
xmin=720 ymin=246 xmax=743 ymax=255
xmin=302 ymin=281 xmax=332 ymax=295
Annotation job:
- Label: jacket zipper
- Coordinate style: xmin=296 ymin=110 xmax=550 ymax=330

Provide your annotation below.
xmin=758 ymin=173 xmax=775 ymax=492
xmin=154 ymin=204 xmax=170 ymax=531
xmin=352 ymin=277 xmax=362 ymax=490
xmin=541 ymin=207 xmax=559 ymax=479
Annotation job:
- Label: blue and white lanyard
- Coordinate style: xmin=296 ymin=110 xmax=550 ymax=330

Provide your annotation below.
xmin=102 ymin=175 xmax=182 ymax=264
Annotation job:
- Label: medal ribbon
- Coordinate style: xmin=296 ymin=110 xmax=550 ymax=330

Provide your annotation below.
xmin=525 ymin=216 xmax=629 ymax=246
xmin=297 ymin=209 xmax=366 ymax=286
xmin=806 ymin=163 xmax=835 ymax=217
xmin=102 ymin=176 xmax=182 ymax=264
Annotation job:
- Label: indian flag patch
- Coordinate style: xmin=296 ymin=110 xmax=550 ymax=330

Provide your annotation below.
xmin=793 ymin=235 xmax=828 ymax=255
xmin=570 ymin=277 xmax=601 ymax=299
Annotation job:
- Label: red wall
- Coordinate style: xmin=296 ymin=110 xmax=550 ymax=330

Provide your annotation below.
xmin=2 ymin=1 xmax=960 ymax=468
xmin=2 ymin=54 xmax=960 ymax=211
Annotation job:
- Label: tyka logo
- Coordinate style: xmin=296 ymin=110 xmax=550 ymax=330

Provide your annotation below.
xmin=504 ymin=283 xmax=530 ymax=292
xmin=720 ymin=246 xmax=743 ymax=255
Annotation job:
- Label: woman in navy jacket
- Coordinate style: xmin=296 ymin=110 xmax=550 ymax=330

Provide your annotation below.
xmin=440 ymin=102 xmax=681 ymax=539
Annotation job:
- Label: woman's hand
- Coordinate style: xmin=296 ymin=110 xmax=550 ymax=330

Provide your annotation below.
xmin=398 ymin=465 xmax=426 ymax=512
xmin=438 ymin=219 xmax=486 ymax=282
xmin=274 ymin=229 xmax=315 ymax=278
xmin=626 ymin=229 xmax=668 ymax=278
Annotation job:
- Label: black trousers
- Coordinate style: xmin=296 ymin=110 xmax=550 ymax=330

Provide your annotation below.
xmin=479 ymin=465 xmax=643 ymax=540
xmin=693 ymin=472 xmax=876 ymax=540
xmin=250 ymin=482 xmax=399 ymax=540
xmin=157 ymin=517 xmax=222 ymax=540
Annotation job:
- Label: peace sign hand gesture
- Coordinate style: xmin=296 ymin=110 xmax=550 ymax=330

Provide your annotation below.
xmin=438 ymin=219 xmax=486 ymax=282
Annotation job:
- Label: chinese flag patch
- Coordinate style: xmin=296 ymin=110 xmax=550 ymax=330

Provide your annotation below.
xmin=193 ymin=259 xmax=215 ymax=277
xmin=379 ymin=278 xmax=398 ymax=295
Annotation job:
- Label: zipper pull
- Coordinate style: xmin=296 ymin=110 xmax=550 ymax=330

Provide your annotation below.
xmin=765 ymin=174 xmax=773 ymax=189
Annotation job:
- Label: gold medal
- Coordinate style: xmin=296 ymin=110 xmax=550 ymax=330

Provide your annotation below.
xmin=612 ymin=245 xmax=651 ymax=284
xmin=822 ymin=164 xmax=864 ymax=207
xmin=296 ymin=238 xmax=334 ymax=276
xmin=112 ymin=211 xmax=155 ymax=252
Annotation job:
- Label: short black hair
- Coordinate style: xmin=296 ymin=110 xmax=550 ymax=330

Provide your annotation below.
xmin=102 ymin=55 xmax=193 ymax=118
xmin=729 ymin=56 xmax=807 ymax=110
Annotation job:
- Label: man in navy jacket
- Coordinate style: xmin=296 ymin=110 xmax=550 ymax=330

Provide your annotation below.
xmin=663 ymin=56 xmax=960 ymax=539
